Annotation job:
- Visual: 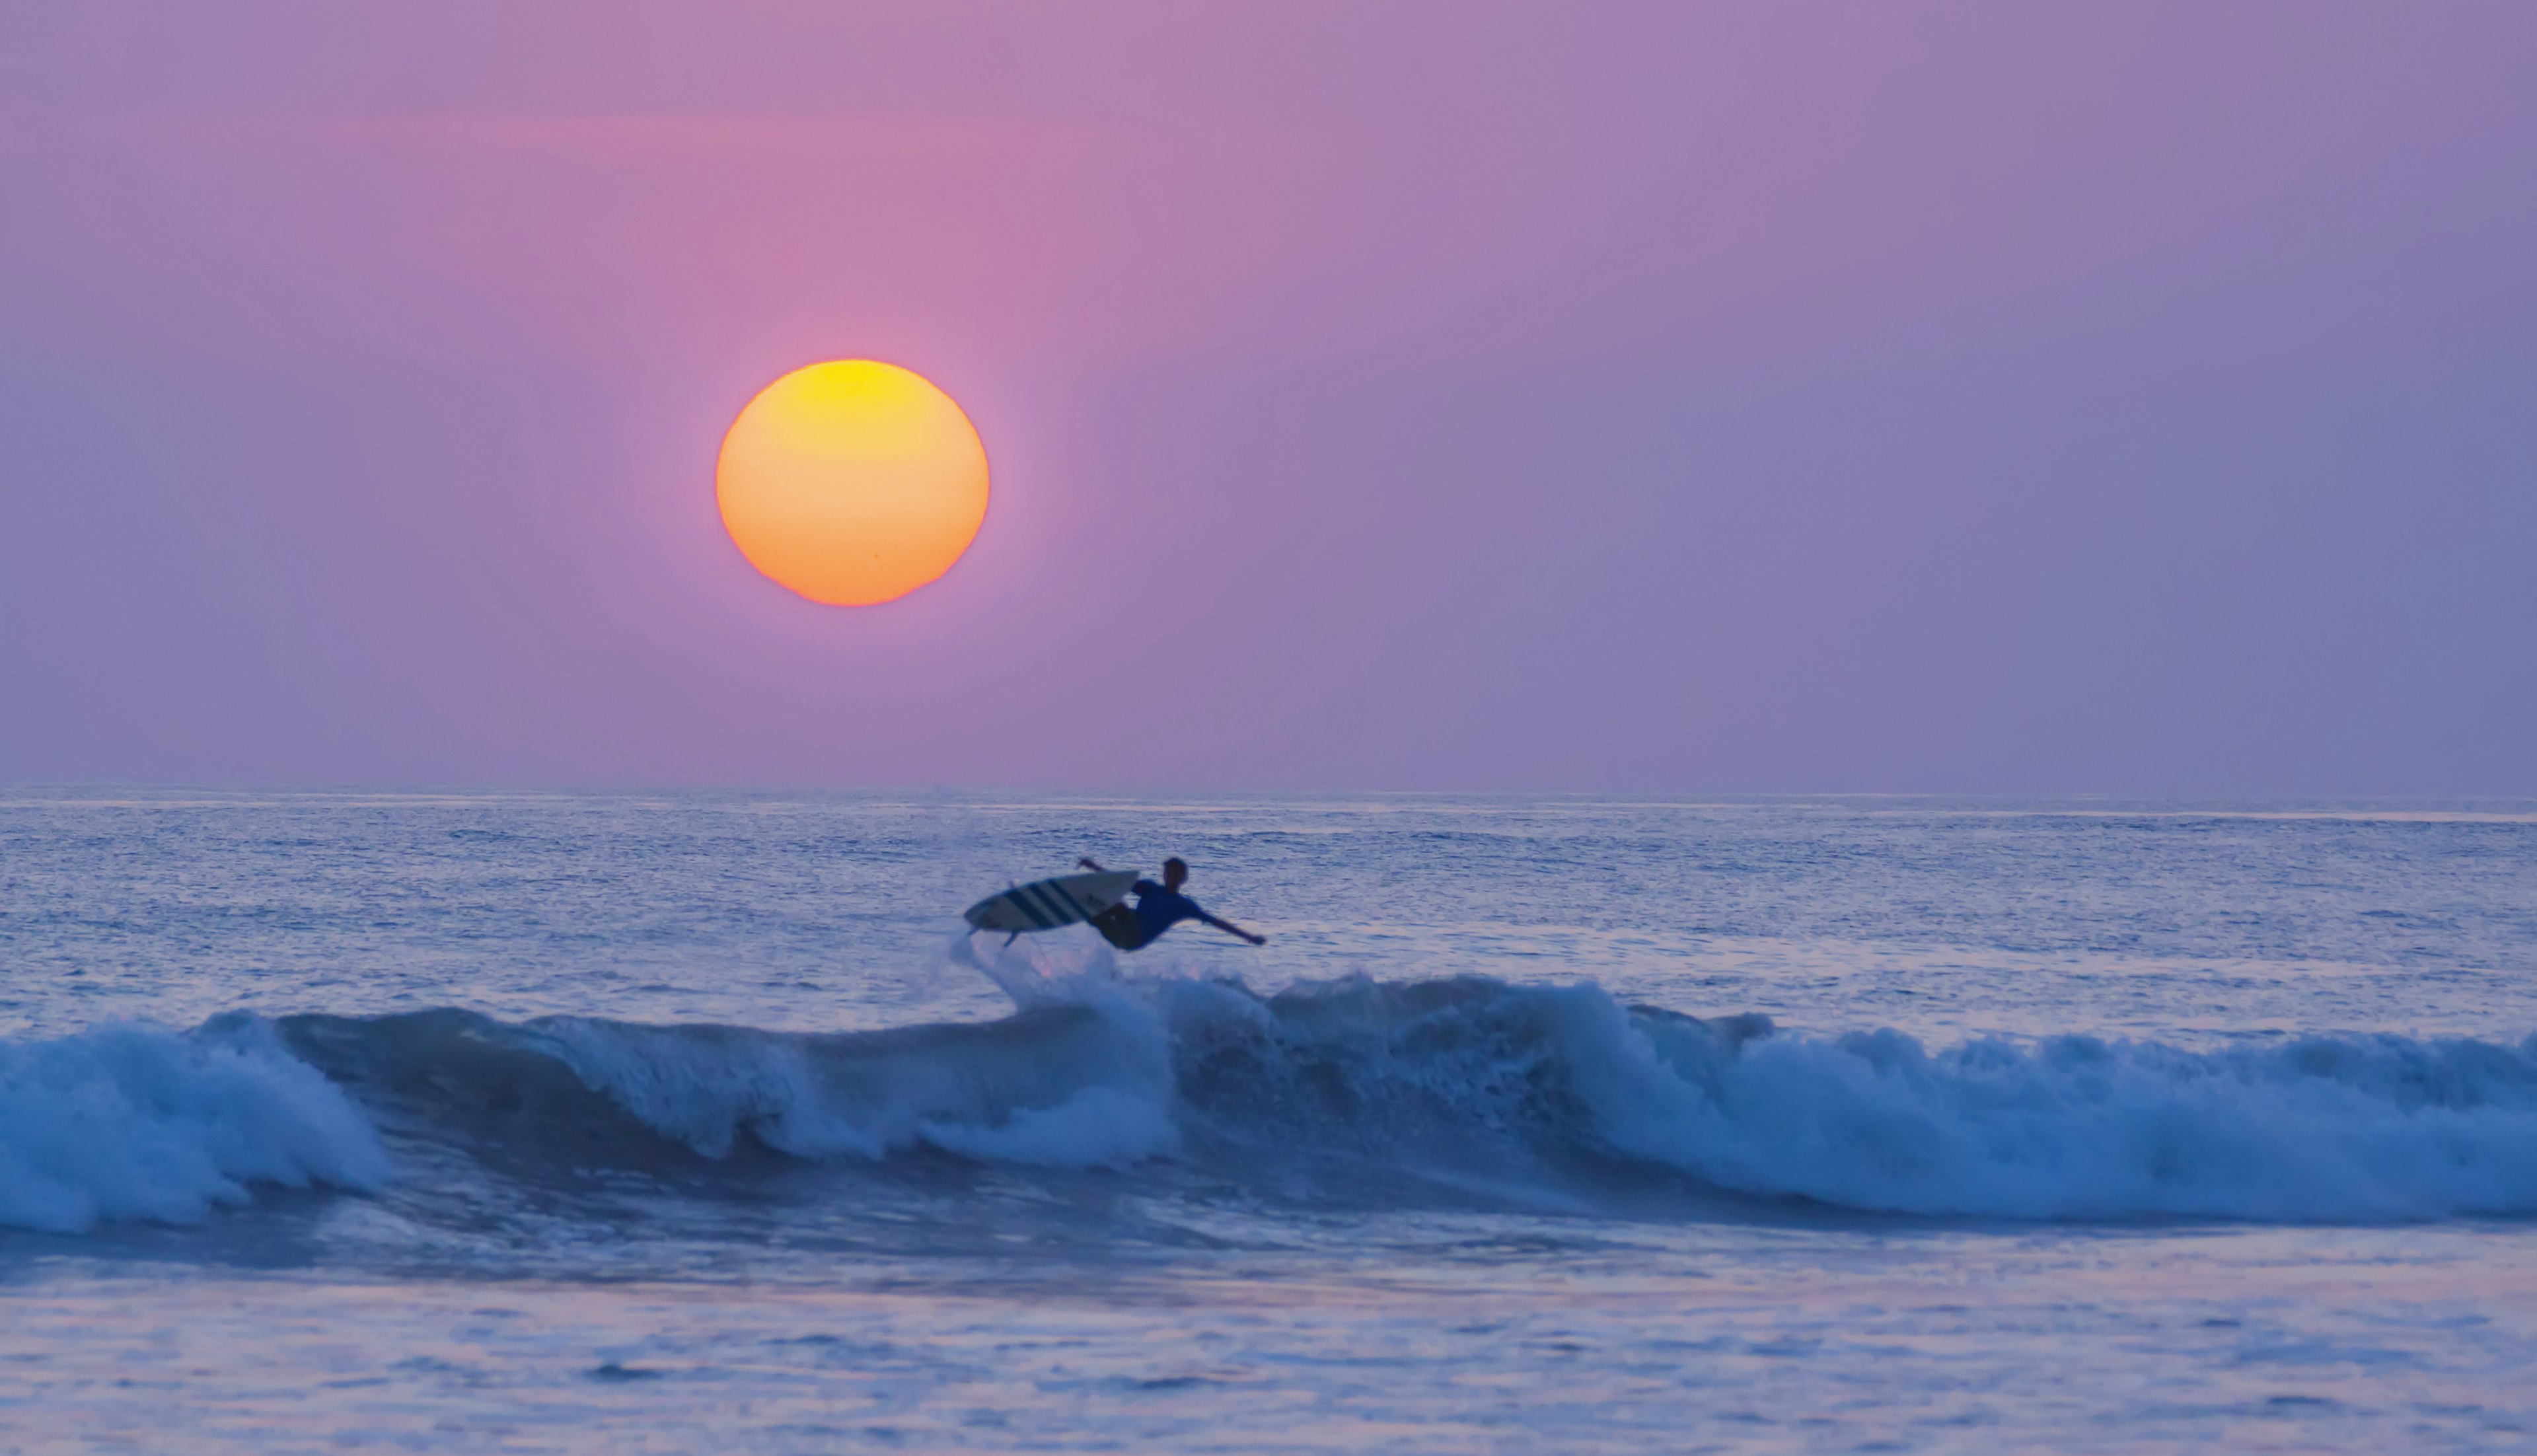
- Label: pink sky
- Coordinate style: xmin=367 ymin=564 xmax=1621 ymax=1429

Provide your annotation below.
xmin=3 ymin=2 xmax=2532 ymax=792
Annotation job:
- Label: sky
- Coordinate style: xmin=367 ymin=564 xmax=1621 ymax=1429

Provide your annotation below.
xmin=3 ymin=1 xmax=2532 ymax=795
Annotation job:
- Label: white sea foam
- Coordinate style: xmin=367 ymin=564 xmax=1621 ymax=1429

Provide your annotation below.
xmin=530 ymin=970 xmax=1180 ymax=1169
xmin=1564 ymin=991 xmax=2537 ymax=1219
xmin=0 ymin=1023 xmax=390 ymax=1233
xmin=80 ymin=967 xmax=2532 ymax=1230
xmin=918 ymin=1085 xmax=1181 ymax=1168
xmin=516 ymin=965 xmax=2537 ymax=1220
xmin=528 ymin=1019 xmax=867 ymax=1159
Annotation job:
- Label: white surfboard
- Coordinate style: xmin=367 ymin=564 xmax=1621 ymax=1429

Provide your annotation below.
xmin=964 ymin=870 xmax=1140 ymax=935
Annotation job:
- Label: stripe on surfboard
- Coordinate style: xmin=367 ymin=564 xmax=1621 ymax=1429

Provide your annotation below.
xmin=1021 ymin=882 xmax=1078 ymax=927
xmin=1007 ymin=885 xmax=1055 ymax=929
xmin=1043 ymin=881 xmax=1089 ymax=922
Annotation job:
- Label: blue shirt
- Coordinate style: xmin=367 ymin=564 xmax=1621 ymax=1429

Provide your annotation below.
xmin=1130 ymin=881 xmax=1207 ymax=945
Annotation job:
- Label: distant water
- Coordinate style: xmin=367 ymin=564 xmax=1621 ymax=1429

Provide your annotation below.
xmin=3 ymin=791 xmax=2534 ymax=1452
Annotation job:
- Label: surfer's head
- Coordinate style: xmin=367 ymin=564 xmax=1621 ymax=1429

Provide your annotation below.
xmin=1161 ymin=857 xmax=1189 ymax=891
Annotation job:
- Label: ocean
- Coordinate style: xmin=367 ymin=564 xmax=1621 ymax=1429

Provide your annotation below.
xmin=3 ymin=790 xmax=2534 ymax=1452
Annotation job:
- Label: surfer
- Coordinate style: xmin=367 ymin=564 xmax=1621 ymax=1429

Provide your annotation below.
xmin=1075 ymin=856 xmax=1267 ymax=950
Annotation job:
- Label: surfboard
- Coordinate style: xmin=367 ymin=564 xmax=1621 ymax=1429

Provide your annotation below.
xmin=963 ymin=870 xmax=1140 ymax=935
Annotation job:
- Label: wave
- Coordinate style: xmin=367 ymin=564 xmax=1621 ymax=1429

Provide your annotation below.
xmin=1159 ymin=974 xmax=2537 ymax=1220
xmin=11 ymin=968 xmax=2537 ymax=1233
xmin=0 ymin=1020 xmax=388 ymax=1233
xmin=1596 ymin=1005 xmax=2537 ymax=1219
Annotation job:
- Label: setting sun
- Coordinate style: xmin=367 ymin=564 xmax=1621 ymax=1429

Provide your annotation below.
xmin=715 ymin=361 xmax=989 ymax=606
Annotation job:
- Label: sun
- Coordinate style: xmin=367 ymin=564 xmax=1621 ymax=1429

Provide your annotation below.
xmin=715 ymin=361 xmax=990 ymax=606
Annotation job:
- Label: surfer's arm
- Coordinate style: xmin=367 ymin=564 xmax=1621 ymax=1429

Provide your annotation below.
xmin=1200 ymin=912 xmax=1267 ymax=946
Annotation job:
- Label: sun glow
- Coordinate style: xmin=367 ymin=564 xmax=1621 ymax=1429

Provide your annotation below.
xmin=715 ymin=361 xmax=989 ymax=606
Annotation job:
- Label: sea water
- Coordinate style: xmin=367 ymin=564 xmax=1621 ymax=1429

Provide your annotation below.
xmin=2 ymin=791 xmax=2534 ymax=1452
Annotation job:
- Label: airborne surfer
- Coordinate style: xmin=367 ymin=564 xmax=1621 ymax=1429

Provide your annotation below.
xmin=1075 ymin=856 xmax=1267 ymax=950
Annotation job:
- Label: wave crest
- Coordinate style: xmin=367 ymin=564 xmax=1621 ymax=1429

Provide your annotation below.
xmin=0 ymin=1021 xmax=390 ymax=1233
xmin=1599 ymin=1007 xmax=2537 ymax=1218
xmin=280 ymin=974 xmax=2537 ymax=1221
xmin=18 ymin=971 xmax=2537 ymax=1232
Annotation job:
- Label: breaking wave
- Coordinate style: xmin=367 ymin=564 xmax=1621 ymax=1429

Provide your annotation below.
xmin=11 ymin=969 xmax=2537 ymax=1233
xmin=0 ymin=1021 xmax=388 ymax=1233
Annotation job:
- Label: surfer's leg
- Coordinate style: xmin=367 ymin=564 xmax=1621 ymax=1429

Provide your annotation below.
xmin=1089 ymin=904 xmax=1146 ymax=951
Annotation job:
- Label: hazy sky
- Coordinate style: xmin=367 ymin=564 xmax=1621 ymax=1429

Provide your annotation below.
xmin=5 ymin=2 xmax=2531 ymax=793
